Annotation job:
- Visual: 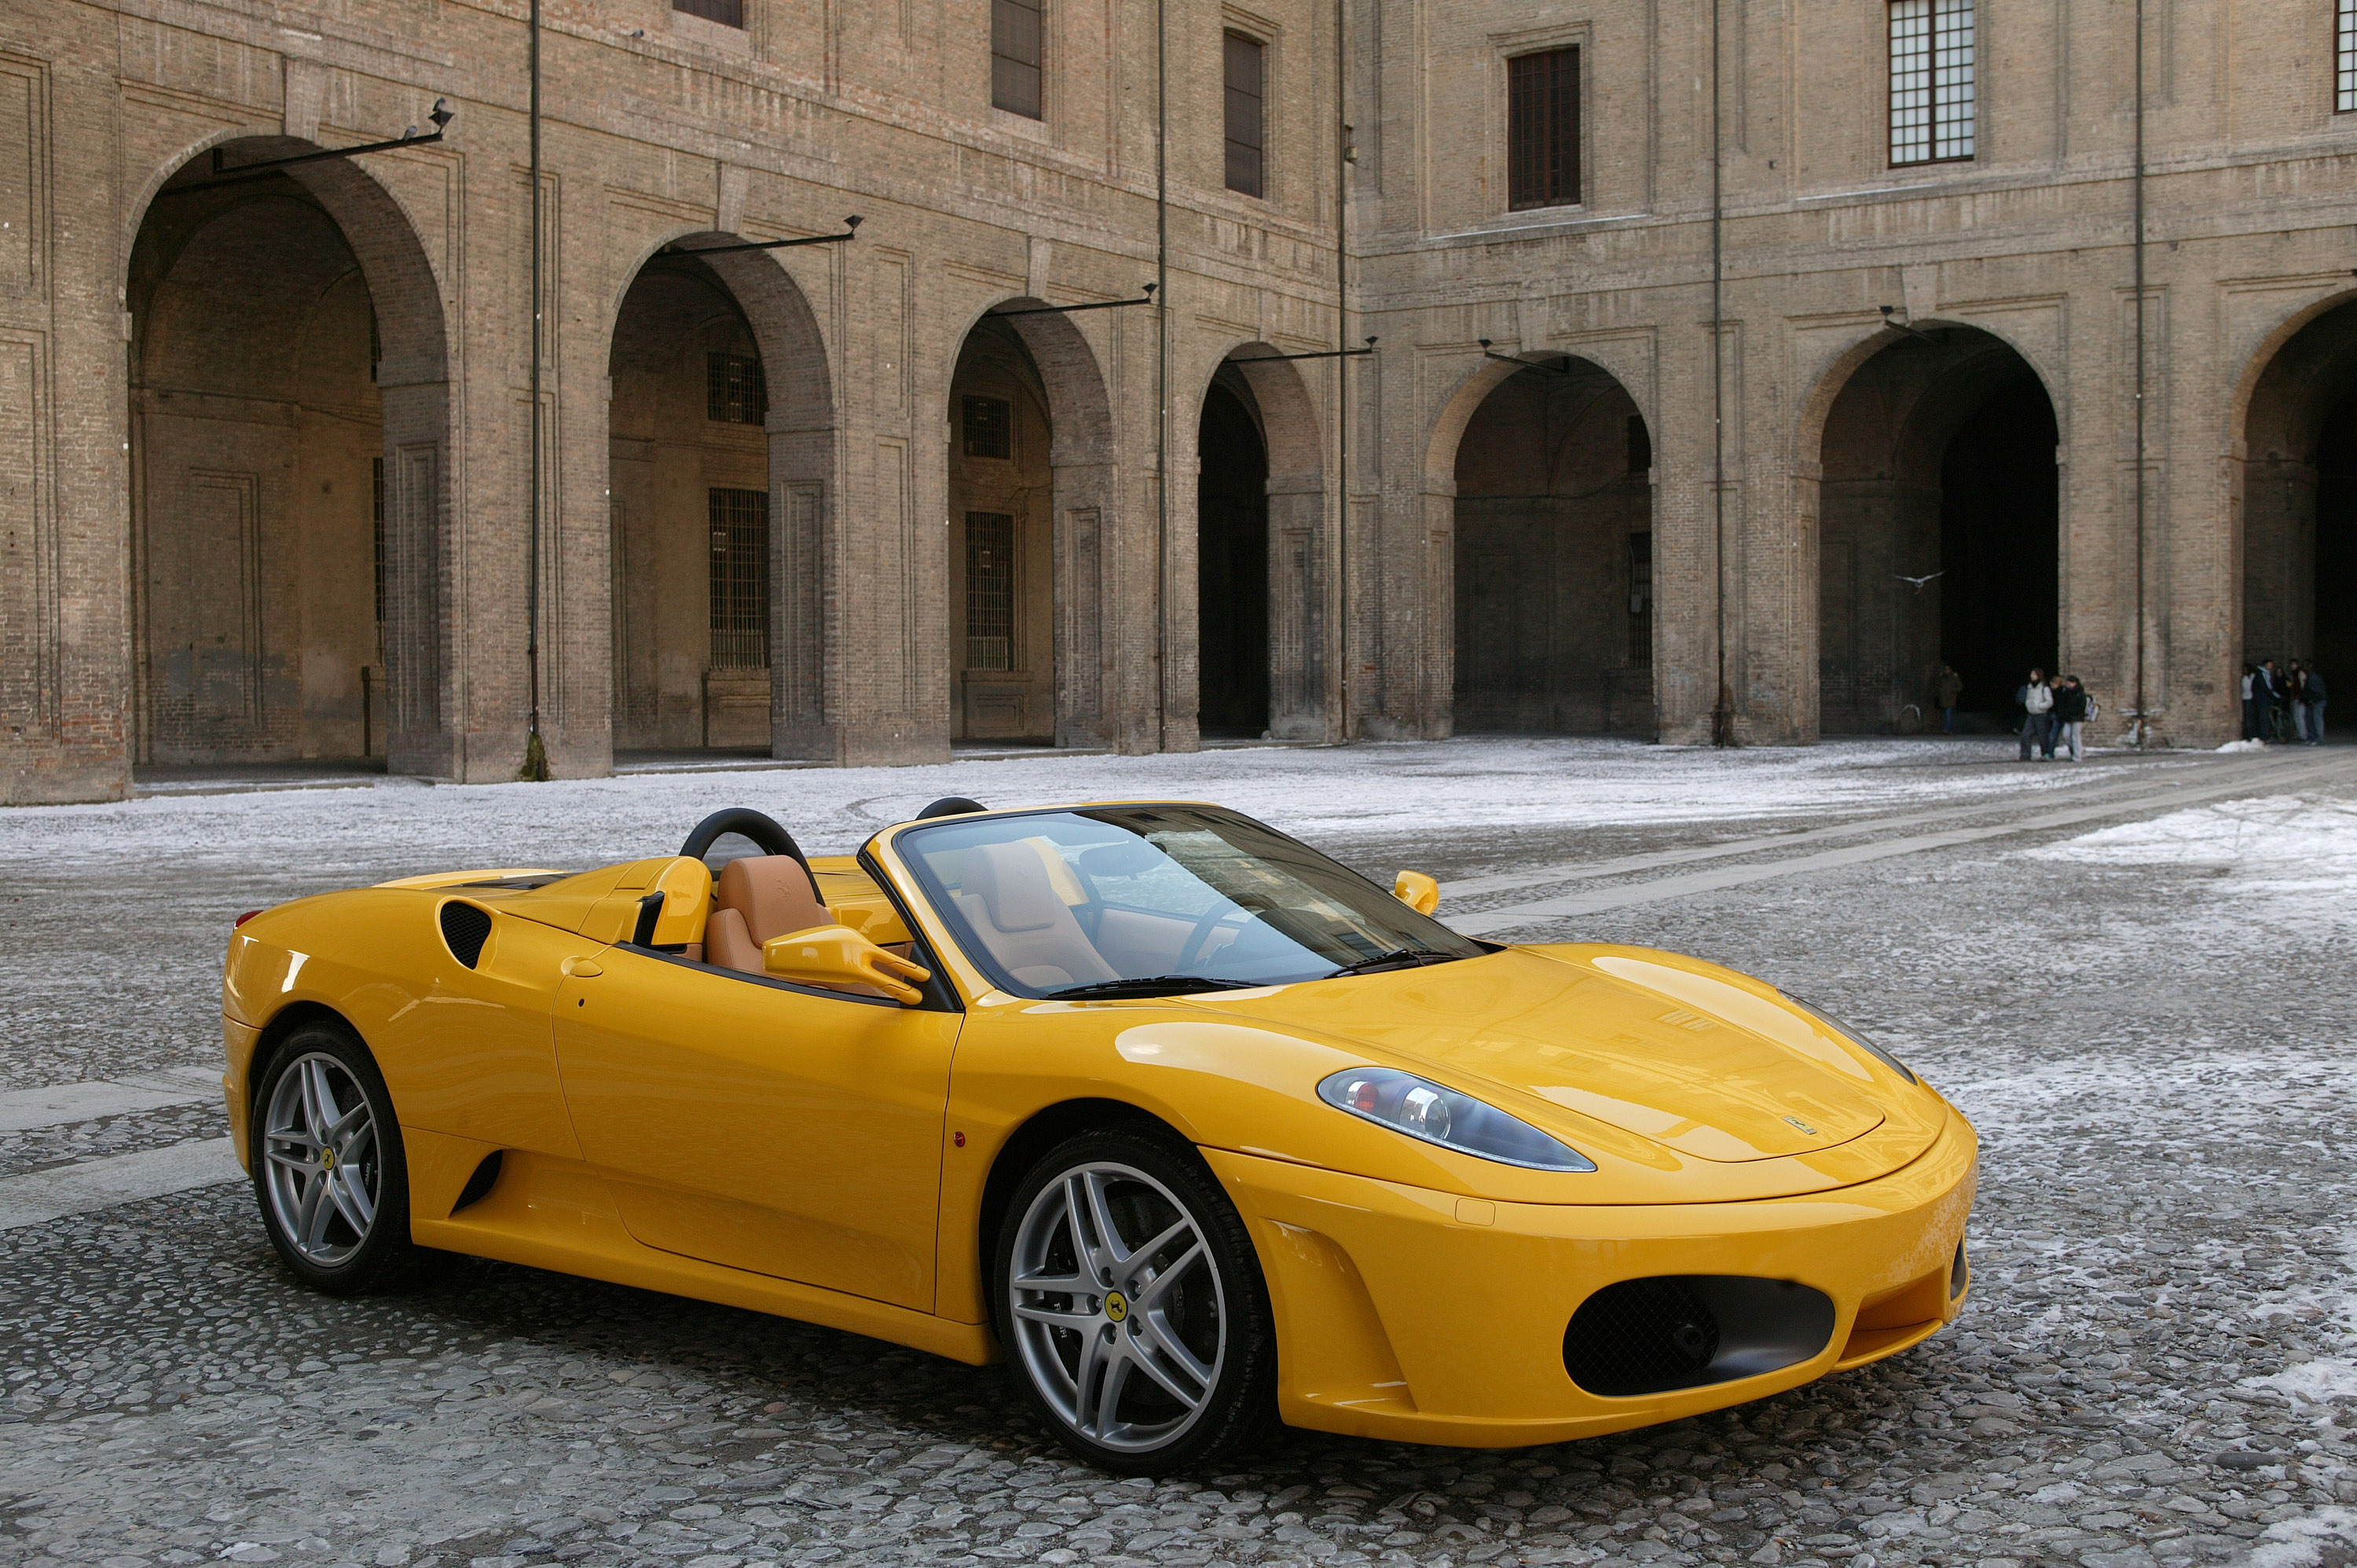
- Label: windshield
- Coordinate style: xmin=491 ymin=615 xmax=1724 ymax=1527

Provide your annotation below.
xmin=893 ymin=804 xmax=1489 ymax=999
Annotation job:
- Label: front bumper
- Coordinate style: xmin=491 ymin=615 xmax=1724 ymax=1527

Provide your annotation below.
xmin=1207 ymin=1106 xmax=1977 ymax=1447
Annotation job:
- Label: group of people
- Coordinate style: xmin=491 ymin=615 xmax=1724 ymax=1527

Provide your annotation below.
xmin=2242 ymin=660 xmax=2330 ymax=745
xmin=2014 ymin=670 xmax=2097 ymax=762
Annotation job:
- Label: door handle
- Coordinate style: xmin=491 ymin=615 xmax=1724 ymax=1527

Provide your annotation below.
xmin=563 ymin=956 xmax=603 ymax=978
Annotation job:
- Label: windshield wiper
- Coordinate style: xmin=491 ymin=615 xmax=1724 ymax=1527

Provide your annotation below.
xmin=1045 ymin=975 xmax=1262 ymax=1000
xmin=1327 ymin=946 xmax=1458 ymax=977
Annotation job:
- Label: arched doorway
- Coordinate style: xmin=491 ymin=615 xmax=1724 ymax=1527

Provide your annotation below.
xmin=2239 ymin=297 xmax=2357 ymax=700
xmin=127 ymin=140 xmax=448 ymax=771
xmin=1197 ymin=373 xmax=1269 ymax=738
xmin=1450 ymin=358 xmax=1654 ymax=733
xmin=1815 ymin=327 xmax=2058 ymax=733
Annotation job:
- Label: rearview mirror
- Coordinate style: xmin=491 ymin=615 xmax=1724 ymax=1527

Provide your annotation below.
xmin=763 ymin=924 xmax=932 ymax=1006
xmin=1393 ymin=870 xmax=1440 ymax=916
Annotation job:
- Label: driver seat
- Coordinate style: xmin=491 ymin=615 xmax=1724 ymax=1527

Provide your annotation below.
xmin=705 ymin=856 xmax=830 ymax=974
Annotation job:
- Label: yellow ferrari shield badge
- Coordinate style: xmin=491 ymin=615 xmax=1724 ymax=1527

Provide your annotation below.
xmin=1104 ymin=1291 xmax=1129 ymax=1323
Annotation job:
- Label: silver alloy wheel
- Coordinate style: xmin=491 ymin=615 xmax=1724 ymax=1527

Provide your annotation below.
xmin=1007 ymin=1161 xmax=1227 ymax=1453
xmin=261 ymin=1051 xmax=381 ymax=1266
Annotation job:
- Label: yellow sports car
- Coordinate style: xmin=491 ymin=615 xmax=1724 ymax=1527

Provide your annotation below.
xmin=222 ymin=798 xmax=1974 ymax=1472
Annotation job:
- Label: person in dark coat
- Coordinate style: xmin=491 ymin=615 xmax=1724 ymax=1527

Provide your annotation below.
xmin=2297 ymin=665 xmax=2328 ymax=745
xmin=2052 ymin=676 xmax=2090 ymax=761
xmin=1935 ymin=665 xmax=1963 ymax=734
xmin=2242 ymin=664 xmax=2261 ymax=740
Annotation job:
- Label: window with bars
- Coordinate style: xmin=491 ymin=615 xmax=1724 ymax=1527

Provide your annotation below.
xmin=2341 ymin=0 xmax=2357 ymax=112
xmin=674 ymin=0 xmax=746 ymax=26
xmin=1628 ymin=531 xmax=1654 ymax=668
xmin=708 ymin=489 xmax=770 ymax=669
xmin=993 ymin=0 xmax=1043 ymax=118
xmin=1224 ymin=33 xmax=1266 ymax=198
xmin=965 ymin=511 xmax=1016 ymax=671
xmin=707 ymin=351 xmax=767 ymax=425
xmin=372 ymin=456 xmax=386 ymax=661
xmin=1507 ymin=48 xmax=1582 ymax=211
xmin=1890 ymin=0 xmax=1976 ymax=164
xmin=962 ymin=394 xmax=1014 ymax=459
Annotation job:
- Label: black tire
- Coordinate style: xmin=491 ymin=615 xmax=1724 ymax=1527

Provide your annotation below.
xmin=249 ymin=1020 xmax=429 ymax=1295
xmin=991 ymin=1127 xmax=1277 ymax=1474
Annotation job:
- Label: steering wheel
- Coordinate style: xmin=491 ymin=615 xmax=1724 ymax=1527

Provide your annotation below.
xmin=1177 ymin=905 xmax=1257 ymax=970
xmin=679 ymin=808 xmax=812 ymax=879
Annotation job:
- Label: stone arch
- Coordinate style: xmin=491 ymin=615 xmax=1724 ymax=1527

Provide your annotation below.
xmin=603 ymin=233 xmax=838 ymax=760
xmin=125 ymin=134 xmax=453 ymax=773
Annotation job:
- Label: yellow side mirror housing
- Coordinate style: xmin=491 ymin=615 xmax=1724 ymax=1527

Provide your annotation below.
xmin=1394 ymin=870 xmax=1440 ymax=916
xmin=762 ymin=924 xmax=933 ymax=1006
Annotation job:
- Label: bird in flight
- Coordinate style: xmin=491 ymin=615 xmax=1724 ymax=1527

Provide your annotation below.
xmin=1894 ymin=570 xmax=1945 ymax=589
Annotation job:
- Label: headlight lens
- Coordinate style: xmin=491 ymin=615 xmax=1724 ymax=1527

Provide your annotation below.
xmin=1785 ymin=997 xmax=1917 ymax=1083
xmin=1317 ymin=1068 xmax=1596 ymax=1172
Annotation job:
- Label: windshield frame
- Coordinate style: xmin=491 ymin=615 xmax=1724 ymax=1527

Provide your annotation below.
xmin=879 ymin=801 xmax=1490 ymax=1002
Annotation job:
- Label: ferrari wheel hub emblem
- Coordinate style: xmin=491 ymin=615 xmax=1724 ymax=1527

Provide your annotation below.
xmin=1783 ymin=1116 xmax=1820 ymax=1137
xmin=1103 ymin=1290 xmax=1129 ymax=1324
xmin=319 ymin=1147 xmax=336 ymax=1170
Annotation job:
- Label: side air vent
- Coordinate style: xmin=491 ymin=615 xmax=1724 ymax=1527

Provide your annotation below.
xmin=451 ymin=1150 xmax=504 ymax=1214
xmin=438 ymin=901 xmax=494 ymax=969
xmin=1564 ymin=1276 xmax=1835 ymax=1398
xmin=1950 ymin=1240 xmax=1969 ymax=1300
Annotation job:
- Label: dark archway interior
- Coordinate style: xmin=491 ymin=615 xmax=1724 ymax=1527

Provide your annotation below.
xmin=2317 ymin=390 xmax=2357 ymax=691
xmin=1818 ymin=330 xmax=2058 ymax=732
xmin=1197 ymin=376 xmax=1270 ymax=738
xmin=1451 ymin=361 xmax=1654 ymax=734
xmin=2242 ymin=299 xmax=2357 ymax=706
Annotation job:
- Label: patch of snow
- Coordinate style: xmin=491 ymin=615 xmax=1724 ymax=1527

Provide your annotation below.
xmin=2021 ymin=793 xmax=2357 ymax=929
xmin=2249 ymin=1506 xmax=2357 ymax=1568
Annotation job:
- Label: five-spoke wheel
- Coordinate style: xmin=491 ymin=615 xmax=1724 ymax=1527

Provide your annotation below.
xmin=251 ymin=1021 xmax=424 ymax=1293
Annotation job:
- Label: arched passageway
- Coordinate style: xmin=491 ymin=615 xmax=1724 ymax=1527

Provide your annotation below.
xmin=1450 ymin=359 xmax=1654 ymax=733
xmin=1197 ymin=373 xmax=1269 ymax=737
xmin=2241 ymin=297 xmax=2357 ymax=699
xmin=1816 ymin=328 xmax=2058 ymax=732
xmin=129 ymin=143 xmax=447 ymax=768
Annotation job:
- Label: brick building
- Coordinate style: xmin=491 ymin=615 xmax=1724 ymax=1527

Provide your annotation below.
xmin=2 ymin=0 xmax=2352 ymax=801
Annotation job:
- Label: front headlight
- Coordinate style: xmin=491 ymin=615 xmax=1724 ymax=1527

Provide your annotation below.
xmin=1785 ymin=997 xmax=1918 ymax=1083
xmin=1317 ymin=1067 xmax=1596 ymax=1172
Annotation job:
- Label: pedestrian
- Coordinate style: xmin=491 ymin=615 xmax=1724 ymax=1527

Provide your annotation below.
xmin=2052 ymin=676 xmax=2090 ymax=762
xmin=1936 ymin=665 xmax=1963 ymax=734
xmin=2040 ymin=673 xmax=2068 ymax=759
xmin=2297 ymin=664 xmax=2329 ymax=744
xmin=2242 ymin=664 xmax=2260 ymax=740
xmin=2265 ymin=660 xmax=2293 ymax=742
xmin=2018 ymin=667 xmax=2054 ymax=761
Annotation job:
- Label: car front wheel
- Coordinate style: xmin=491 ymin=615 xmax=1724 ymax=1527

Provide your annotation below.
xmin=993 ymin=1128 xmax=1276 ymax=1473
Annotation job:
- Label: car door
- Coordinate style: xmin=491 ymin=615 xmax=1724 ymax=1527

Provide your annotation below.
xmin=552 ymin=945 xmax=961 ymax=1310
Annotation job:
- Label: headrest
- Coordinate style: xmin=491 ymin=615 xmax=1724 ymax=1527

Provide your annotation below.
xmin=962 ymin=841 xmax=1068 ymax=933
xmin=715 ymin=855 xmax=828 ymax=945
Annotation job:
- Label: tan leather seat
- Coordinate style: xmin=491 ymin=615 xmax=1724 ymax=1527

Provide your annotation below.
xmin=705 ymin=855 xmax=830 ymax=974
xmin=954 ymin=841 xmax=1118 ymax=990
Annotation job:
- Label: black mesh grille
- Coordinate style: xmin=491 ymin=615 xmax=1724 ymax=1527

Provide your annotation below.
xmin=438 ymin=901 xmax=493 ymax=969
xmin=1564 ymin=1277 xmax=1721 ymax=1397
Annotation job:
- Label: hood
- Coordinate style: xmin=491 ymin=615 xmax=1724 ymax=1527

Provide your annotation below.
xmin=1200 ymin=947 xmax=1900 ymax=1163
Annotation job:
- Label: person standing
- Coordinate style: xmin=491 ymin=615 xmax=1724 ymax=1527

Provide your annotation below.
xmin=1936 ymin=665 xmax=1963 ymax=734
xmin=2242 ymin=664 xmax=2260 ymax=739
xmin=2253 ymin=661 xmax=2278 ymax=742
xmin=2266 ymin=660 xmax=2293 ymax=742
xmin=2018 ymin=667 xmax=2054 ymax=760
xmin=2052 ymin=676 xmax=2089 ymax=761
xmin=2298 ymin=664 xmax=2328 ymax=744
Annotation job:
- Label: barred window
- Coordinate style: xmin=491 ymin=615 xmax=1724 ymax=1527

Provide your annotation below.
xmin=965 ymin=512 xmax=1016 ymax=671
xmin=674 ymin=0 xmax=745 ymax=27
xmin=1890 ymin=0 xmax=1976 ymax=165
xmin=1627 ymin=531 xmax=1653 ymax=669
xmin=708 ymin=489 xmax=770 ymax=669
xmin=1224 ymin=33 xmax=1266 ymax=198
xmin=2340 ymin=0 xmax=2356 ymax=112
xmin=993 ymin=0 xmax=1043 ymax=119
xmin=707 ymin=351 xmax=766 ymax=425
xmin=1507 ymin=49 xmax=1581 ymax=211
xmin=962 ymin=394 xmax=1013 ymax=459
xmin=372 ymin=456 xmax=386 ymax=661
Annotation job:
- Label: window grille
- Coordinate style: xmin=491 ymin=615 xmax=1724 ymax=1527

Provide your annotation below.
xmin=962 ymin=395 xmax=1014 ymax=460
xmin=708 ymin=489 xmax=770 ymax=669
xmin=707 ymin=351 xmax=767 ymax=425
xmin=993 ymin=0 xmax=1044 ymax=118
xmin=1628 ymin=531 xmax=1654 ymax=668
xmin=1889 ymin=0 xmax=1975 ymax=165
xmin=372 ymin=456 xmax=386 ymax=661
xmin=674 ymin=0 xmax=745 ymax=26
xmin=1224 ymin=33 xmax=1266 ymax=198
xmin=966 ymin=511 xmax=1016 ymax=671
xmin=2341 ymin=0 xmax=2357 ymax=112
xmin=1507 ymin=48 xmax=1581 ymax=211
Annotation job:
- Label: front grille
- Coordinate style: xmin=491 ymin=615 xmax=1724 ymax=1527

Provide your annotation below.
xmin=1565 ymin=1276 xmax=1835 ymax=1398
xmin=438 ymin=901 xmax=493 ymax=969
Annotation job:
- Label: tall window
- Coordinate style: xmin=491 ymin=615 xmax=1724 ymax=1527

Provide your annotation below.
xmin=708 ymin=489 xmax=769 ymax=669
xmin=1507 ymin=48 xmax=1581 ymax=211
xmin=1627 ymin=531 xmax=1653 ymax=668
xmin=372 ymin=456 xmax=386 ymax=661
xmin=993 ymin=0 xmax=1043 ymax=118
xmin=673 ymin=0 xmax=746 ymax=27
xmin=962 ymin=394 xmax=1013 ymax=459
xmin=1890 ymin=0 xmax=1976 ymax=164
xmin=965 ymin=512 xmax=1016 ymax=671
xmin=707 ymin=351 xmax=766 ymax=425
xmin=2341 ymin=0 xmax=2356 ymax=112
xmin=1223 ymin=33 xmax=1266 ymax=198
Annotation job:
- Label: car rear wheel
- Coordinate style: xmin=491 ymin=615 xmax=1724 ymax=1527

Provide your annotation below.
xmin=252 ymin=1020 xmax=426 ymax=1294
xmin=993 ymin=1128 xmax=1275 ymax=1473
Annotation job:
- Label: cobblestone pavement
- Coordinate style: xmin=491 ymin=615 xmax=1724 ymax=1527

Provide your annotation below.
xmin=3 ymin=742 xmax=2354 ymax=1568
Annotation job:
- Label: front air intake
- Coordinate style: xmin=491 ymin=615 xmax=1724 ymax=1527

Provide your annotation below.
xmin=1564 ymin=1276 xmax=1835 ymax=1398
xmin=438 ymin=901 xmax=494 ymax=969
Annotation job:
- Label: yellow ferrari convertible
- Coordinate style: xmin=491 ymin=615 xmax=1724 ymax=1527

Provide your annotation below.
xmin=222 ymin=798 xmax=1974 ymax=1472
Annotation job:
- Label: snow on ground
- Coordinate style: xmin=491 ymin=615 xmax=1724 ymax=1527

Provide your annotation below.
xmin=2023 ymin=793 xmax=2357 ymax=930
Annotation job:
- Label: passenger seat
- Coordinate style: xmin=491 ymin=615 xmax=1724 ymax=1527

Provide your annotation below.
xmin=705 ymin=856 xmax=831 ymax=974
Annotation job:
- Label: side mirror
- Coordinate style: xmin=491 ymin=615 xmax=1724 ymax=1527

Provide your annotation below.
xmin=763 ymin=924 xmax=932 ymax=1006
xmin=1393 ymin=870 xmax=1440 ymax=916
